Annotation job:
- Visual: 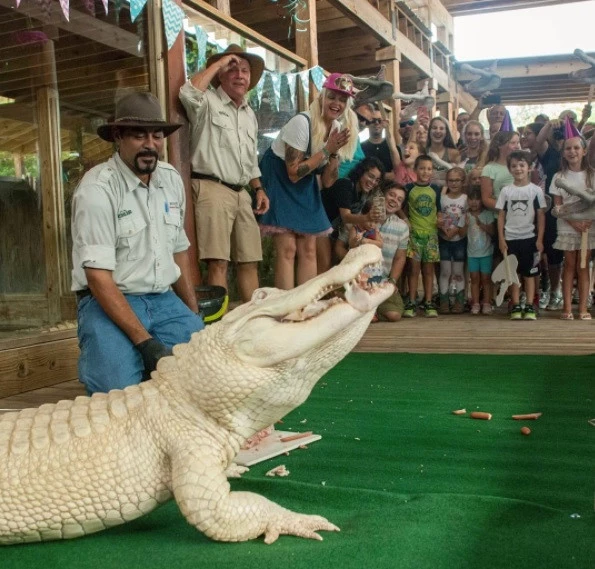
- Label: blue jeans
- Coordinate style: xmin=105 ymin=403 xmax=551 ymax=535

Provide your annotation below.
xmin=77 ymin=290 xmax=204 ymax=394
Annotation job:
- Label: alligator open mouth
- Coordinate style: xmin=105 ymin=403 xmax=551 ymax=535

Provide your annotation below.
xmin=282 ymin=261 xmax=391 ymax=322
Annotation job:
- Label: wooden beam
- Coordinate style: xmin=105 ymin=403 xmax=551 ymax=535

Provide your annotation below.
xmin=441 ymin=0 xmax=585 ymax=16
xmin=166 ymin=0 xmax=202 ymax=287
xmin=326 ymin=0 xmax=394 ymax=45
xmin=185 ymin=0 xmax=308 ymax=67
xmin=37 ymin=86 xmax=67 ymax=324
xmin=0 ymin=0 xmax=142 ymax=57
xmin=295 ymin=0 xmax=319 ymax=67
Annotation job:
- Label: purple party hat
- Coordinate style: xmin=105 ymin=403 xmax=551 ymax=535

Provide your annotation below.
xmin=499 ymin=110 xmax=514 ymax=132
xmin=563 ymin=115 xmax=581 ymax=139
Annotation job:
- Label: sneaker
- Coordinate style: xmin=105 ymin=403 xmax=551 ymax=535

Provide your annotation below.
xmin=510 ymin=304 xmax=523 ymax=320
xmin=481 ymin=303 xmax=493 ymax=315
xmin=539 ymin=289 xmax=550 ymax=310
xmin=424 ymin=301 xmax=438 ymax=318
xmin=547 ymin=292 xmax=563 ymax=311
xmin=402 ymin=300 xmax=416 ymax=318
xmin=471 ymin=303 xmax=481 ymax=315
xmin=523 ymin=305 xmax=537 ymax=320
xmin=451 ymin=291 xmax=465 ymax=314
xmin=438 ymin=294 xmax=450 ymax=314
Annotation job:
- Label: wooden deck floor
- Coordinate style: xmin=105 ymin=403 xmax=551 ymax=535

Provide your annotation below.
xmin=1 ymin=308 xmax=593 ymax=411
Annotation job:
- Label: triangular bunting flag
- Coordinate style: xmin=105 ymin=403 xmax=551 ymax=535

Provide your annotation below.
xmin=255 ymin=72 xmax=266 ymax=109
xmin=299 ymin=70 xmax=310 ymax=102
xmin=59 ymin=0 xmax=69 ymax=21
xmin=81 ymin=0 xmax=94 ymax=16
xmin=130 ymin=0 xmax=148 ymax=23
xmin=195 ymin=26 xmax=208 ymax=69
xmin=269 ymin=72 xmax=281 ymax=112
xmin=162 ymin=0 xmax=185 ymax=50
xmin=287 ymin=73 xmax=297 ymax=107
xmin=101 ymin=0 xmax=108 ymax=15
xmin=310 ymin=66 xmax=325 ymax=92
xmin=36 ymin=0 xmax=52 ymax=22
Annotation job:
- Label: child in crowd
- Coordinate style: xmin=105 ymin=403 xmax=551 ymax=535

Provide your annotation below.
xmin=348 ymin=200 xmax=384 ymax=251
xmin=496 ymin=151 xmax=546 ymax=320
xmin=393 ymin=140 xmax=423 ymax=186
xmin=466 ymin=187 xmax=495 ymax=314
xmin=348 ymin=185 xmax=409 ymax=322
xmin=376 ymin=183 xmax=410 ymax=321
xmin=402 ymin=155 xmax=441 ymax=318
xmin=481 ymin=131 xmax=521 ymax=211
xmin=465 ymin=168 xmax=482 ymax=192
xmin=437 ymin=167 xmax=468 ymax=313
xmin=550 ymin=134 xmax=595 ymax=320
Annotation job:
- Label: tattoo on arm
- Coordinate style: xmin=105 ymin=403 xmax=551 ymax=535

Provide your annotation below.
xmin=286 ymin=145 xmax=311 ymax=180
xmin=297 ymin=164 xmax=311 ymax=178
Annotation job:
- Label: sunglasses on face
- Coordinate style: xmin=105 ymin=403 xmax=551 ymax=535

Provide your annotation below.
xmin=370 ymin=118 xmax=383 ymax=125
xmin=356 ymin=112 xmax=372 ymax=126
xmin=400 ymin=119 xmax=414 ymax=128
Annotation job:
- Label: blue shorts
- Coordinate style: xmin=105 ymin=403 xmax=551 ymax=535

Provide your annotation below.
xmin=468 ymin=255 xmax=493 ymax=275
xmin=439 ymin=238 xmax=467 ymax=262
xmin=77 ymin=290 xmax=204 ymax=394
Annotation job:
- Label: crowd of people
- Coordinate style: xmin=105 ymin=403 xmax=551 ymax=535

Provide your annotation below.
xmin=69 ymin=43 xmax=595 ymax=393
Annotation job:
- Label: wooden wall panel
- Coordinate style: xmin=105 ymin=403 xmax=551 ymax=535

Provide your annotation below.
xmin=0 ymin=335 xmax=79 ymax=398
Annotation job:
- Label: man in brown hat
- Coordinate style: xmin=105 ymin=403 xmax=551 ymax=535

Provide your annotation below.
xmin=179 ymin=45 xmax=270 ymax=303
xmin=71 ymin=91 xmax=204 ymax=394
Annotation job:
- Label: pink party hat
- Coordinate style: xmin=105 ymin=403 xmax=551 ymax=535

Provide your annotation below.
xmin=499 ymin=110 xmax=514 ymax=132
xmin=563 ymin=115 xmax=581 ymax=139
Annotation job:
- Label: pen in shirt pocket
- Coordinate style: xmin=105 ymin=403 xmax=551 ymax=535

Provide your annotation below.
xmin=164 ymin=202 xmax=169 ymax=213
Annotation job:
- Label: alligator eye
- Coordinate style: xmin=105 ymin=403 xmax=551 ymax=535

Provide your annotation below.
xmin=252 ymin=289 xmax=269 ymax=302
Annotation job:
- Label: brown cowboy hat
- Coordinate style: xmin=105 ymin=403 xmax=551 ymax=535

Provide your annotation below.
xmin=97 ymin=91 xmax=182 ymax=142
xmin=207 ymin=44 xmax=265 ymax=91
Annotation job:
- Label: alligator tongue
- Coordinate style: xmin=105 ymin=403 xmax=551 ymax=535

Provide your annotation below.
xmin=344 ymin=281 xmax=374 ymax=312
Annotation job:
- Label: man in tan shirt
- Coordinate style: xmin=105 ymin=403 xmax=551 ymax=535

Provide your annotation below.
xmin=179 ymin=45 xmax=270 ymax=302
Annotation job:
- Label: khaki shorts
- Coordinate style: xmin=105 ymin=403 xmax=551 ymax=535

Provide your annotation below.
xmin=377 ymin=290 xmax=404 ymax=319
xmin=192 ymin=179 xmax=262 ymax=263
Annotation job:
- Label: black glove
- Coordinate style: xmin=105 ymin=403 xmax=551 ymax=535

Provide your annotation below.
xmin=135 ymin=338 xmax=172 ymax=374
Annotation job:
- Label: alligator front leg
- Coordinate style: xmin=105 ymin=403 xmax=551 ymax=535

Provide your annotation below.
xmin=171 ymin=450 xmax=339 ymax=543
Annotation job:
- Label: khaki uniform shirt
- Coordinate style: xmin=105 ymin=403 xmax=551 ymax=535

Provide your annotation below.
xmin=179 ymin=82 xmax=261 ymax=185
xmin=71 ymin=153 xmax=190 ymax=294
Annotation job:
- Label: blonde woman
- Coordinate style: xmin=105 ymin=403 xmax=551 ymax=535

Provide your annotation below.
xmin=459 ymin=120 xmax=488 ymax=172
xmin=258 ymin=73 xmax=359 ymax=289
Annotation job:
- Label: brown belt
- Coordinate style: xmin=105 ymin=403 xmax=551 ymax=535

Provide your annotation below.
xmin=191 ymin=172 xmax=245 ymax=192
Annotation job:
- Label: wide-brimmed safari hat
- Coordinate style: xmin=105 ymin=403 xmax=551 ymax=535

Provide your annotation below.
xmin=97 ymin=92 xmax=182 ymax=142
xmin=207 ymin=44 xmax=265 ymax=91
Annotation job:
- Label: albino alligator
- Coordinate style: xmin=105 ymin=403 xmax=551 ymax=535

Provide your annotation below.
xmin=553 ymin=177 xmax=595 ymax=220
xmin=393 ymin=80 xmax=435 ymax=120
xmin=569 ymin=49 xmax=595 ymax=84
xmin=458 ymin=62 xmax=501 ymax=97
xmin=0 ymin=245 xmax=393 ymax=545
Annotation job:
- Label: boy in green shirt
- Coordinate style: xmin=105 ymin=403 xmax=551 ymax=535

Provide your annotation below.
xmin=403 ymin=155 xmax=442 ymax=317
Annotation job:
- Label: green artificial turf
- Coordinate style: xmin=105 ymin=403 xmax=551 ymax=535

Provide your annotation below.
xmin=3 ymin=353 xmax=594 ymax=569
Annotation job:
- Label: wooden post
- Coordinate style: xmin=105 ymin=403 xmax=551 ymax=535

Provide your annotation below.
xmin=376 ymin=45 xmax=401 ymax=145
xmin=35 ymin=40 xmax=67 ymax=324
xmin=295 ymin=0 xmax=318 ymax=105
xmin=164 ymin=0 xmax=202 ymax=286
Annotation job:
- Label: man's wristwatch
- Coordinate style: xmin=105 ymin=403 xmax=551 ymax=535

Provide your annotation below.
xmin=387 ymin=277 xmax=398 ymax=286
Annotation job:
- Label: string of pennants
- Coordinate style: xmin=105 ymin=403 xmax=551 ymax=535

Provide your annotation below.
xmin=13 ymin=0 xmax=310 ymax=63
xmin=14 ymin=0 xmax=319 ymax=110
xmin=13 ymin=0 xmax=190 ymax=50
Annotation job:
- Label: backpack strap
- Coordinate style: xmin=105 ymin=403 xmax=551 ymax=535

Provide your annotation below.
xmin=298 ymin=112 xmax=312 ymax=158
